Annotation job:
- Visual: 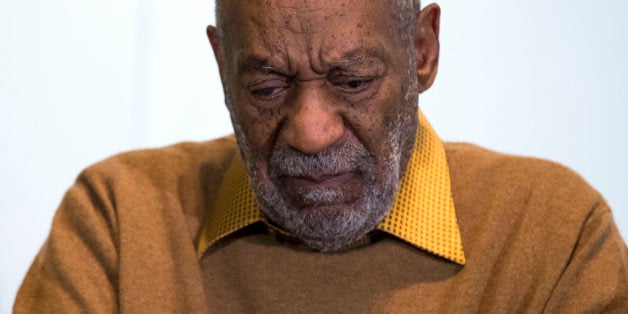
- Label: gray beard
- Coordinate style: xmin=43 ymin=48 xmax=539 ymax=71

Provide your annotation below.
xmin=226 ymin=68 xmax=418 ymax=251
xmin=232 ymin=118 xmax=406 ymax=252
xmin=266 ymin=138 xmax=398 ymax=251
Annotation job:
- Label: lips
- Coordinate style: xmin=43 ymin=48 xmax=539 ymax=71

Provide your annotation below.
xmin=289 ymin=172 xmax=355 ymax=188
xmin=279 ymin=172 xmax=362 ymax=208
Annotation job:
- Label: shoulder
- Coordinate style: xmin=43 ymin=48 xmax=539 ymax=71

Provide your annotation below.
xmin=444 ymin=142 xmax=602 ymax=207
xmin=81 ymin=135 xmax=238 ymax=187
xmin=71 ymin=135 xmax=239 ymax=225
xmin=444 ymin=142 xmax=607 ymax=248
xmin=61 ymin=135 xmax=240 ymax=241
xmin=443 ymin=143 xmax=627 ymax=311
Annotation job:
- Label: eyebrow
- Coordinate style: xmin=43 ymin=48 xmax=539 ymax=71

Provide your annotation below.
xmin=329 ymin=47 xmax=388 ymax=71
xmin=236 ymin=47 xmax=388 ymax=77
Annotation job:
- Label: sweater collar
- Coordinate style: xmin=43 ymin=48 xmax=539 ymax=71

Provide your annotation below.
xmin=197 ymin=111 xmax=466 ymax=265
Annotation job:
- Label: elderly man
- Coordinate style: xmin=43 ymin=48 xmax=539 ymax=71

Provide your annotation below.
xmin=15 ymin=0 xmax=627 ymax=312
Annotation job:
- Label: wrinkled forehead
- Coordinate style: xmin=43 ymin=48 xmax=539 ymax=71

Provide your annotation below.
xmin=222 ymin=0 xmax=391 ymax=30
xmin=220 ymin=0 xmax=395 ymax=34
xmin=220 ymin=0 xmax=402 ymax=66
xmin=250 ymin=0 xmax=356 ymax=34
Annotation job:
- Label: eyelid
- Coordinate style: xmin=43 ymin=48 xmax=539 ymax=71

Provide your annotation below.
xmin=330 ymin=75 xmax=376 ymax=87
xmin=245 ymin=77 xmax=287 ymax=88
xmin=330 ymin=61 xmax=386 ymax=75
xmin=247 ymin=79 xmax=289 ymax=102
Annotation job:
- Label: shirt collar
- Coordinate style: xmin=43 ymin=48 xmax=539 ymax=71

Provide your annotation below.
xmin=197 ymin=111 xmax=466 ymax=265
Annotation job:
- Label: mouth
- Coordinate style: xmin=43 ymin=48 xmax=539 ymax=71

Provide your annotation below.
xmin=288 ymin=172 xmax=355 ymax=189
xmin=278 ymin=172 xmax=362 ymax=208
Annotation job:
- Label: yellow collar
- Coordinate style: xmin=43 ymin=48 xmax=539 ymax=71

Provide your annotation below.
xmin=197 ymin=111 xmax=466 ymax=265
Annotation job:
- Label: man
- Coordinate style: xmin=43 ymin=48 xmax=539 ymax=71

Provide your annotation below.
xmin=15 ymin=0 xmax=627 ymax=312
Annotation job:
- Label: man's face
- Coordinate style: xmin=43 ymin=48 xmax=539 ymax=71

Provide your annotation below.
xmin=215 ymin=0 xmax=420 ymax=251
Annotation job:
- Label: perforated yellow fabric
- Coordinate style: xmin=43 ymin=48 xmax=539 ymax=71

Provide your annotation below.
xmin=377 ymin=113 xmax=465 ymax=264
xmin=197 ymin=111 xmax=466 ymax=265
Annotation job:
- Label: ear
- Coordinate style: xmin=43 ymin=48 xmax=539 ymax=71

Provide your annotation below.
xmin=206 ymin=25 xmax=227 ymax=84
xmin=414 ymin=3 xmax=441 ymax=93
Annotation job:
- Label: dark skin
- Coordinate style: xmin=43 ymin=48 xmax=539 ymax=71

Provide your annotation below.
xmin=207 ymin=0 xmax=441 ymax=237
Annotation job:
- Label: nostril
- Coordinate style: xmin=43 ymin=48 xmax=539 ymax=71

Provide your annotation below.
xmin=281 ymin=86 xmax=345 ymax=154
xmin=282 ymin=115 xmax=345 ymax=155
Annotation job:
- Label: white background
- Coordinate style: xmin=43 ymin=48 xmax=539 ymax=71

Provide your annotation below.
xmin=1 ymin=0 xmax=627 ymax=311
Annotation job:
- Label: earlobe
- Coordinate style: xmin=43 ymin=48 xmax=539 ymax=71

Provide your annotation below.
xmin=206 ymin=25 xmax=227 ymax=83
xmin=414 ymin=3 xmax=441 ymax=93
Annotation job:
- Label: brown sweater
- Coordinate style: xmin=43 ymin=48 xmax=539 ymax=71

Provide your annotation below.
xmin=14 ymin=136 xmax=628 ymax=313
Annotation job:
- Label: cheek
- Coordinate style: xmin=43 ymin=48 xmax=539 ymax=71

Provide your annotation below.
xmin=346 ymin=81 xmax=416 ymax=183
xmin=347 ymin=79 xmax=409 ymax=148
xmin=231 ymin=91 xmax=284 ymax=162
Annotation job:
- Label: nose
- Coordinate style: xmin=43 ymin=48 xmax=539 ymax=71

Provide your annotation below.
xmin=280 ymin=87 xmax=344 ymax=154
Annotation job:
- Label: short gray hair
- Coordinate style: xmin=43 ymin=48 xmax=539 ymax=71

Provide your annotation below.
xmin=215 ymin=0 xmax=421 ymax=44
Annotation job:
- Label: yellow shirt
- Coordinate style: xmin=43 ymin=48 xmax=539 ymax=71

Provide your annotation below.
xmin=197 ymin=111 xmax=466 ymax=265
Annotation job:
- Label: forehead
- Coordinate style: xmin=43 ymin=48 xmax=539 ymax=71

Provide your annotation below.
xmin=221 ymin=0 xmax=403 ymax=70
xmin=224 ymin=0 xmax=392 ymax=29
xmin=256 ymin=1 xmax=380 ymax=33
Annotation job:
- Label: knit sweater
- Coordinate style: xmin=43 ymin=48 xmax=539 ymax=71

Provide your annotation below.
xmin=14 ymin=136 xmax=628 ymax=313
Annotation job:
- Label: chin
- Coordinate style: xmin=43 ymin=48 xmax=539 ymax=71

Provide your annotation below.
xmin=231 ymin=103 xmax=413 ymax=252
xmin=256 ymin=176 xmax=398 ymax=252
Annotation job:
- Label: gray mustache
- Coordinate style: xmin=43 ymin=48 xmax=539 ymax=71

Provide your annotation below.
xmin=269 ymin=141 xmax=372 ymax=177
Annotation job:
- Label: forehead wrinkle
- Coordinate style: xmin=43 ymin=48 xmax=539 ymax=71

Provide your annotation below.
xmin=320 ymin=44 xmax=390 ymax=73
xmin=274 ymin=0 xmax=326 ymax=11
xmin=273 ymin=1 xmax=351 ymax=35
xmin=249 ymin=14 xmax=285 ymax=52
xmin=233 ymin=1 xmax=393 ymax=78
xmin=232 ymin=13 xmax=294 ymax=75
xmin=246 ymin=11 xmax=309 ymax=76
xmin=237 ymin=43 xmax=391 ymax=79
